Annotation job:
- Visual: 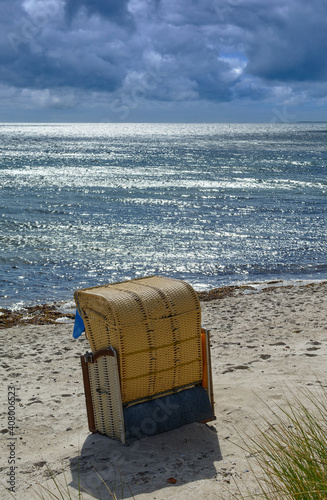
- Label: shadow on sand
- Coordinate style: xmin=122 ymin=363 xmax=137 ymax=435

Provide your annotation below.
xmin=69 ymin=422 xmax=222 ymax=499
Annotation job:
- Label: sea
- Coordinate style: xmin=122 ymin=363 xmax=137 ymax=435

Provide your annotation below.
xmin=1 ymin=122 xmax=327 ymax=311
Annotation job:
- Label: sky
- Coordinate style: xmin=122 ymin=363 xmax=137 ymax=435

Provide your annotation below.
xmin=1 ymin=0 xmax=327 ymax=122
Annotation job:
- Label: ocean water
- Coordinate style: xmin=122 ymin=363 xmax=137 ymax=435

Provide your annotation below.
xmin=1 ymin=122 xmax=327 ymax=310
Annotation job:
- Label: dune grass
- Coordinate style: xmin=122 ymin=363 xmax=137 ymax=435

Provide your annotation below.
xmin=241 ymin=384 xmax=327 ymax=499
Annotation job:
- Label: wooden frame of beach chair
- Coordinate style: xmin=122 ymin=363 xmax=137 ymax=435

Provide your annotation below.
xmin=80 ymin=347 xmax=126 ymax=443
xmin=75 ymin=276 xmax=215 ymax=443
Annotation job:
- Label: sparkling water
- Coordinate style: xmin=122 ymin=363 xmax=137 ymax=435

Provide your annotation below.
xmin=1 ymin=123 xmax=327 ymax=309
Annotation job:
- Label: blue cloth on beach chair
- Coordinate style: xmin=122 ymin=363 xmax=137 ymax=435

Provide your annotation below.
xmin=73 ymin=309 xmax=85 ymax=339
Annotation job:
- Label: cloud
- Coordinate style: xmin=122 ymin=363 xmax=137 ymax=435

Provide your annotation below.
xmin=22 ymin=87 xmax=78 ymax=108
xmin=0 ymin=0 xmax=327 ymax=120
xmin=65 ymin=0 xmax=133 ymax=25
xmin=242 ymin=0 xmax=327 ymax=82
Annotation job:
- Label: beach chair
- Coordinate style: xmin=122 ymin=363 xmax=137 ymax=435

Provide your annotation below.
xmin=74 ymin=276 xmax=215 ymax=443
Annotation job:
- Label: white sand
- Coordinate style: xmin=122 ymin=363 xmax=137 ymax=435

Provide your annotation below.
xmin=1 ymin=282 xmax=327 ymax=499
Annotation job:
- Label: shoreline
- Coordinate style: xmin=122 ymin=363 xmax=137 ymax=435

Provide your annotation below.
xmin=1 ymin=278 xmax=326 ymax=329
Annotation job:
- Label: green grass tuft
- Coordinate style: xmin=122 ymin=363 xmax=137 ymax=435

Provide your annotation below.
xmin=241 ymin=384 xmax=327 ymax=499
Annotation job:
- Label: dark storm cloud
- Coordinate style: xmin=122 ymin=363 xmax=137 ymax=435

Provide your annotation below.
xmin=155 ymin=0 xmax=327 ymax=85
xmin=0 ymin=0 xmax=327 ymax=116
xmin=241 ymin=0 xmax=327 ymax=82
xmin=2 ymin=0 xmax=129 ymax=92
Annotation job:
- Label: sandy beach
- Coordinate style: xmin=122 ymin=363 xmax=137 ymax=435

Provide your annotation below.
xmin=1 ymin=281 xmax=327 ymax=499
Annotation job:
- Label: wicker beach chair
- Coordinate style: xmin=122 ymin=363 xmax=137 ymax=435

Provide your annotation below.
xmin=75 ymin=276 xmax=215 ymax=443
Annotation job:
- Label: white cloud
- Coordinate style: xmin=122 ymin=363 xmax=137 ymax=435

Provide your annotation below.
xmin=21 ymin=88 xmax=78 ymax=109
